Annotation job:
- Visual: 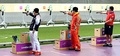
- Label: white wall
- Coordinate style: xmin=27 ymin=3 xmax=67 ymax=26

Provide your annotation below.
xmin=0 ymin=3 xmax=120 ymax=12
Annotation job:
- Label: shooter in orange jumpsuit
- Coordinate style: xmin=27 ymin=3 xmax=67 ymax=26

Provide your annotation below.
xmin=62 ymin=7 xmax=81 ymax=51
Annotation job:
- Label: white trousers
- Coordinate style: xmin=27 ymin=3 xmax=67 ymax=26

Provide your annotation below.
xmin=29 ymin=31 xmax=41 ymax=52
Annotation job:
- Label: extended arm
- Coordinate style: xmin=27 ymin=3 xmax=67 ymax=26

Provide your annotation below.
xmin=22 ymin=12 xmax=35 ymax=17
xmin=60 ymin=11 xmax=73 ymax=16
xmin=96 ymin=11 xmax=107 ymax=14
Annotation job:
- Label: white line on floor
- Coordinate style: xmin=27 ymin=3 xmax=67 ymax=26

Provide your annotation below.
xmin=0 ymin=22 xmax=120 ymax=29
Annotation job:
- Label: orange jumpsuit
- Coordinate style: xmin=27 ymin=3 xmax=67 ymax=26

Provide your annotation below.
xmin=70 ymin=12 xmax=81 ymax=50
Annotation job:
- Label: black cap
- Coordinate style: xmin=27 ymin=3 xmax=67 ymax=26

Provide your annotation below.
xmin=72 ymin=7 xmax=78 ymax=12
xmin=33 ymin=8 xmax=39 ymax=13
xmin=109 ymin=6 xmax=114 ymax=11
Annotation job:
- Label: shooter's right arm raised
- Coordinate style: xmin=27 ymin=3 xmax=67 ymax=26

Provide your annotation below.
xmin=96 ymin=11 xmax=107 ymax=14
xmin=22 ymin=12 xmax=35 ymax=17
xmin=60 ymin=11 xmax=73 ymax=16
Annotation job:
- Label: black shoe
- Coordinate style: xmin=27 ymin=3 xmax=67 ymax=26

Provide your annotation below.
xmin=75 ymin=46 xmax=81 ymax=51
xmin=68 ymin=48 xmax=75 ymax=50
xmin=75 ymin=49 xmax=81 ymax=51
xmin=103 ymin=44 xmax=109 ymax=47
xmin=108 ymin=44 xmax=113 ymax=47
